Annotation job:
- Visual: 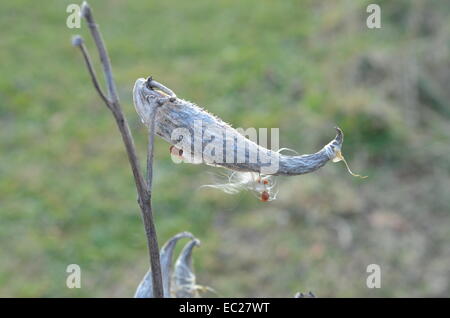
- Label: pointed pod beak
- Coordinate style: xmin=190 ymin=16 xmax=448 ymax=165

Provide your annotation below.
xmin=334 ymin=126 xmax=344 ymax=145
xmin=172 ymin=238 xmax=201 ymax=298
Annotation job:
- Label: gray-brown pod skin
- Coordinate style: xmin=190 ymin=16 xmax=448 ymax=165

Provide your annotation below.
xmin=135 ymin=231 xmax=202 ymax=298
xmin=133 ymin=78 xmax=343 ymax=176
xmin=172 ymin=238 xmax=201 ymax=298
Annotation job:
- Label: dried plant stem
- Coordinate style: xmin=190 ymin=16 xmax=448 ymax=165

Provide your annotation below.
xmin=73 ymin=1 xmax=164 ymax=298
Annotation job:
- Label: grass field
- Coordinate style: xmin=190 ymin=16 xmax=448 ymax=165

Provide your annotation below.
xmin=1 ymin=0 xmax=450 ymax=297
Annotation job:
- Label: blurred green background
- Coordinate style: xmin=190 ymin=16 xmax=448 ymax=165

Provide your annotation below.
xmin=1 ymin=0 xmax=449 ymax=297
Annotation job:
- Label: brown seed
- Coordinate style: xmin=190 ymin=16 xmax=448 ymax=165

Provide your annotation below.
xmin=260 ymin=191 xmax=270 ymax=202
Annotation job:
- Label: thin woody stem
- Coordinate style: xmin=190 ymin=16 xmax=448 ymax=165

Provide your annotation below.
xmin=74 ymin=1 xmax=164 ymax=298
xmin=72 ymin=35 xmax=110 ymax=108
xmin=81 ymin=2 xmax=119 ymax=104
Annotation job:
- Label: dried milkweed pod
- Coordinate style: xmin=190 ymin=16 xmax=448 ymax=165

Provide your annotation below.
xmin=294 ymin=291 xmax=316 ymax=298
xmin=171 ymin=238 xmax=201 ymax=298
xmin=134 ymin=232 xmax=194 ymax=298
xmin=134 ymin=232 xmax=213 ymax=298
xmin=134 ymin=78 xmax=367 ymax=202
xmin=171 ymin=238 xmax=217 ymax=298
xmin=133 ymin=78 xmax=363 ymax=176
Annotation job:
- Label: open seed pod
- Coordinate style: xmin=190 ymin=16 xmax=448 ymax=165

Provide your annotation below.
xmin=134 ymin=232 xmax=196 ymax=298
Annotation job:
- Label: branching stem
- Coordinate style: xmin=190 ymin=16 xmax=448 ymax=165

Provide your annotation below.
xmin=73 ymin=1 xmax=164 ymax=298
